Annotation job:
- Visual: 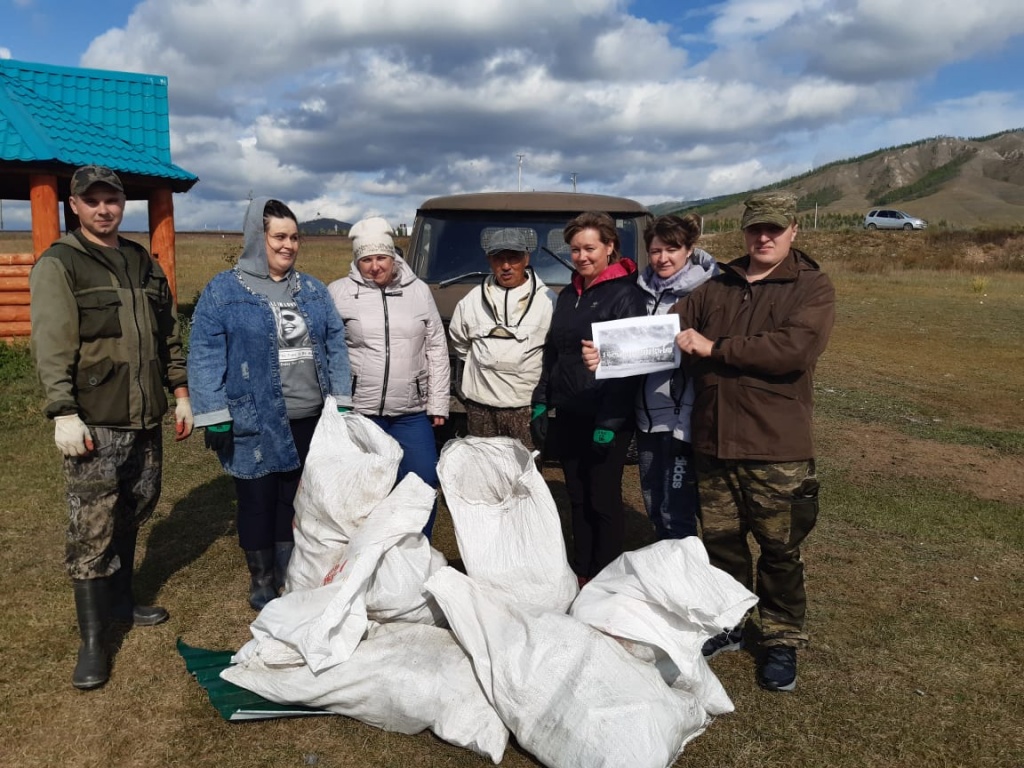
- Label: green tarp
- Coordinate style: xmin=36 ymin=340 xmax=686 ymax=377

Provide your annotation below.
xmin=177 ymin=638 xmax=328 ymax=722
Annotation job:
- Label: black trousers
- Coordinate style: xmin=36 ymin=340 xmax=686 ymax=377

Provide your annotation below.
xmin=553 ymin=409 xmax=632 ymax=578
xmin=234 ymin=416 xmax=318 ymax=551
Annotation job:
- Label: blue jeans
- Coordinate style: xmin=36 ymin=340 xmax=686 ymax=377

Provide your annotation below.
xmin=367 ymin=412 xmax=439 ymax=538
xmin=635 ymin=431 xmax=699 ymax=539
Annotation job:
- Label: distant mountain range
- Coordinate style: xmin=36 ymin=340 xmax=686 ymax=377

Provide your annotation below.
xmin=655 ymin=128 xmax=1024 ymax=228
xmin=298 ymin=217 xmax=352 ymax=235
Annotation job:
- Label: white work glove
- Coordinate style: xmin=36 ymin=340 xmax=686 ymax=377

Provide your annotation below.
xmin=174 ymin=396 xmax=194 ymax=441
xmin=54 ymin=414 xmax=94 ymax=457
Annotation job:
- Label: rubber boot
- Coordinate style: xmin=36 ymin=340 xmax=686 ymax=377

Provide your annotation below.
xmin=273 ymin=541 xmax=294 ymax=596
xmin=72 ymin=578 xmax=109 ymax=690
xmin=245 ymin=550 xmax=277 ymax=610
xmin=109 ymin=531 xmax=169 ymax=626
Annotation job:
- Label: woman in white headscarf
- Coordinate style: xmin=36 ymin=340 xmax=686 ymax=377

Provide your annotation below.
xmin=328 ymin=217 xmax=450 ymax=538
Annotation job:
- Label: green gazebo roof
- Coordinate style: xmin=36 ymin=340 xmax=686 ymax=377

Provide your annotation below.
xmin=0 ymin=58 xmax=197 ymax=199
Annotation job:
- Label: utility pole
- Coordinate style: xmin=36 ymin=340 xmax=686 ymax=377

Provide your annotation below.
xmin=570 ymin=173 xmax=577 ymax=193
xmin=517 ymin=154 xmax=525 ymax=192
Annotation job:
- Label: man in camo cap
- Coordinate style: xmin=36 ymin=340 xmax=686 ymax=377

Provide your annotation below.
xmin=671 ymin=189 xmax=835 ymax=692
xmin=29 ymin=165 xmax=193 ymax=691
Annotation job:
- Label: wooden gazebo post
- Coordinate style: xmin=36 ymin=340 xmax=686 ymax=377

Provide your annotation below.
xmin=30 ymin=174 xmax=61 ymax=255
xmin=148 ymin=187 xmax=178 ymax=302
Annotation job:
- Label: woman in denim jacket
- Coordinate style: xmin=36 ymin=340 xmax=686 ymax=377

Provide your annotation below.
xmin=189 ymin=197 xmax=353 ymax=610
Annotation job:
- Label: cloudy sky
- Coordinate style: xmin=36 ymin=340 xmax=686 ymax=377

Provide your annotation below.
xmin=3 ymin=0 xmax=1024 ymax=231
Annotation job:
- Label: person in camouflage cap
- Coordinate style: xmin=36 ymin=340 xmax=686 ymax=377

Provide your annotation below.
xmin=29 ymin=164 xmax=194 ymax=691
xmin=739 ymin=189 xmax=798 ymax=230
xmin=671 ymin=188 xmax=835 ymax=692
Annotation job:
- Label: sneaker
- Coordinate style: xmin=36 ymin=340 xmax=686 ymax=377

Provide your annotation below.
xmin=702 ymin=627 xmax=743 ymax=659
xmin=758 ymin=646 xmax=797 ymax=692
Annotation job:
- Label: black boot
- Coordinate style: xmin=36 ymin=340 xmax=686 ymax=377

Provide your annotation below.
xmin=273 ymin=541 xmax=294 ymax=595
xmin=109 ymin=531 xmax=169 ymax=626
xmin=72 ymin=579 xmax=109 ymax=690
xmin=245 ymin=550 xmax=277 ymax=610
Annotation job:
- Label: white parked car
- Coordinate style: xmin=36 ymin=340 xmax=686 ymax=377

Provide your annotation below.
xmin=864 ymin=209 xmax=928 ymax=230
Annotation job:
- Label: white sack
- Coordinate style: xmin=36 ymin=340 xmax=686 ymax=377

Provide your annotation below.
xmin=288 ymin=402 xmax=404 ymax=591
xmin=425 ymin=567 xmax=707 ymax=768
xmin=236 ymin=473 xmax=446 ymax=672
xmin=569 ymin=538 xmax=758 ymax=716
xmin=366 ymin=539 xmax=448 ymax=624
xmin=222 ymin=623 xmax=508 ymax=764
xmin=437 ymin=437 xmax=578 ymax=611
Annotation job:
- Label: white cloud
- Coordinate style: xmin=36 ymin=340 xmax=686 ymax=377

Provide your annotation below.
xmin=710 ymin=0 xmax=831 ymax=41
xmin=709 ymin=0 xmax=1024 ymax=82
xmin=0 ymin=48 xmax=11 ymax=59
xmin=60 ymin=0 xmax=1024 ymax=225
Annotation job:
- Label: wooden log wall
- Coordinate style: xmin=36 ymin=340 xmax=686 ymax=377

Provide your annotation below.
xmin=1 ymin=174 xmax=60 ymax=340
xmin=0 ymin=253 xmax=34 ymax=340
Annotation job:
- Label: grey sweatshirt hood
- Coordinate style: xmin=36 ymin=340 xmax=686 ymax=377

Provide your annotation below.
xmin=637 ymin=247 xmax=718 ymax=300
xmin=238 ymin=195 xmax=296 ymax=280
xmin=236 ymin=195 xmax=297 ymax=297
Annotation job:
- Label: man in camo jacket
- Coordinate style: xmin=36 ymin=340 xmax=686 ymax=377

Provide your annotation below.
xmin=29 ymin=165 xmax=193 ymax=690
xmin=672 ymin=190 xmax=835 ymax=693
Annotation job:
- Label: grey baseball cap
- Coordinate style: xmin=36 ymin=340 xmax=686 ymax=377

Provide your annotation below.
xmin=70 ymin=165 xmax=125 ymax=196
xmin=485 ymin=228 xmax=530 ymax=256
xmin=740 ymin=190 xmax=797 ymax=229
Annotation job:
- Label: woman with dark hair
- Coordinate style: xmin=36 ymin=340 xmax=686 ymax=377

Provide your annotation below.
xmin=631 ymin=214 xmax=718 ymax=538
xmin=582 ymin=216 xmax=718 ymax=539
xmin=189 ymin=197 xmax=353 ymax=610
xmin=531 ymin=211 xmax=647 ymax=585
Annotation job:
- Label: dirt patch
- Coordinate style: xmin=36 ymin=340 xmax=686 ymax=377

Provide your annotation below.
xmin=819 ymin=419 xmax=1024 ymax=506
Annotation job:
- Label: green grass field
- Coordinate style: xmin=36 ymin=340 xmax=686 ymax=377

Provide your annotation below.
xmin=0 ymin=231 xmax=1021 ymax=767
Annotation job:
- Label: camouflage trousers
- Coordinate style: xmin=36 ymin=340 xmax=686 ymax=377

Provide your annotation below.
xmin=696 ymin=455 xmax=819 ymax=648
xmin=465 ymin=400 xmax=535 ymax=451
xmin=63 ymin=426 xmax=163 ymax=580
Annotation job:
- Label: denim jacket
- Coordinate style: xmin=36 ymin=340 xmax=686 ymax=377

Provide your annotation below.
xmin=188 ymin=268 xmax=353 ymax=479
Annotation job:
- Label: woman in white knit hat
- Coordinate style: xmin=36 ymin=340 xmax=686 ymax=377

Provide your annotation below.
xmin=328 ymin=217 xmax=450 ymax=537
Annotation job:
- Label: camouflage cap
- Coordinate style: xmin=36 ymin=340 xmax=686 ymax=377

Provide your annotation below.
xmin=484 ymin=228 xmax=531 ymax=256
xmin=741 ymin=190 xmax=797 ymax=230
xmin=70 ymin=165 xmax=124 ymax=196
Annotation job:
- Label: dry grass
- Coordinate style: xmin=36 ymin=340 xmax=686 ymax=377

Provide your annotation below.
xmin=0 ymin=231 xmax=1022 ymax=767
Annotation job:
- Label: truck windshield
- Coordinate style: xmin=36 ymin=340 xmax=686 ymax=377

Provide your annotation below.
xmin=410 ymin=212 xmax=644 ymax=286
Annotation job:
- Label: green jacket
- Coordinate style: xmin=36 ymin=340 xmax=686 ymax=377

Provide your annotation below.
xmin=29 ymin=231 xmax=188 ymax=429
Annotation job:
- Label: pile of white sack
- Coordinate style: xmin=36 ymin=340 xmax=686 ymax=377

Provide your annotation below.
xmin=221 ymin=398 xmax=758 ymax=768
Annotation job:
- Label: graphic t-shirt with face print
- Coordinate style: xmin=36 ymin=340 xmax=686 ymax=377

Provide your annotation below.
xmin=272 ymin=301 xmax=322 ymax=418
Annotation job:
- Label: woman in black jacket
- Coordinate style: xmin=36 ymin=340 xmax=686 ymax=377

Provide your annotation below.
xmin=531 ymin=211 xmax=647 ymax=585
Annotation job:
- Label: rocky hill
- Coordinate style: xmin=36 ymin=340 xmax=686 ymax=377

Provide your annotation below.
xmin=663 ymin=128 xmax=1024 ymax=228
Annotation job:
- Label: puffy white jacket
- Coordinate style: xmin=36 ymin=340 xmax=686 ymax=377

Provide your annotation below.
xmin=449 ymin=269 xmax=557 ymax=408
xmin=328 ymin=256 xmax=450 ymax=418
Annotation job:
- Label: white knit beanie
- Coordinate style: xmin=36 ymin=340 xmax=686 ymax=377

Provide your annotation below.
xmin=350 ymin=216 xmax=396 ymax=261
